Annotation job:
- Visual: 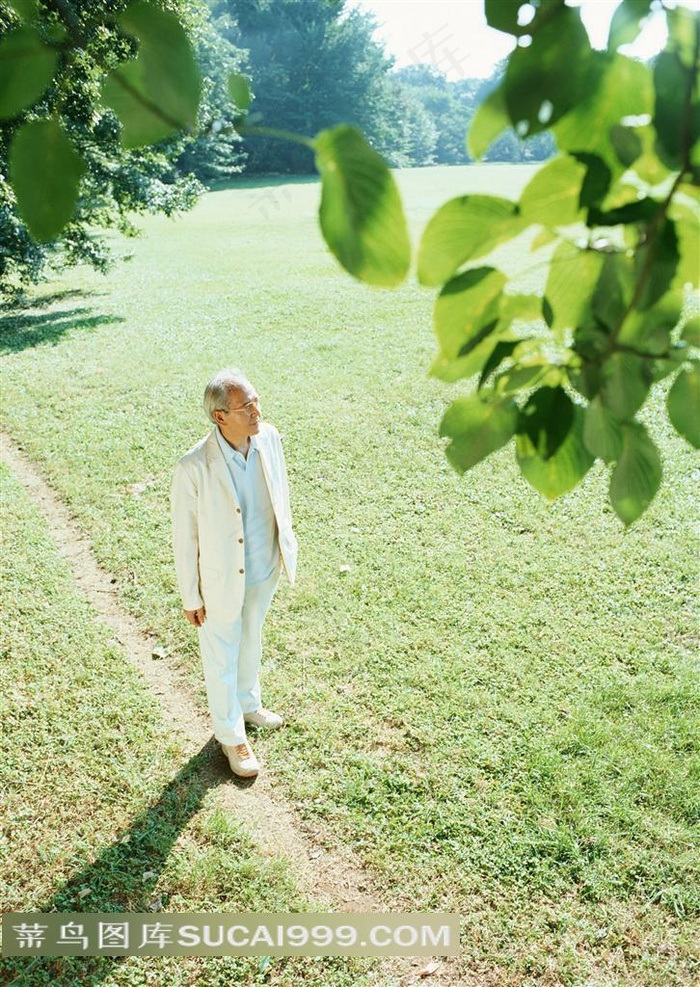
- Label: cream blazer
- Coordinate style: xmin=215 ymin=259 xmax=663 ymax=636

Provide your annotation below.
xmin=171 ymin=424 xmax=298 ymax=622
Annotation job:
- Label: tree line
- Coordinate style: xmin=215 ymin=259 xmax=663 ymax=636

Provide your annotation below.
xmin=0 ymin=0 xmax=551 ymax=297
xmin=196 ymin=0 xmax=554 ymax=178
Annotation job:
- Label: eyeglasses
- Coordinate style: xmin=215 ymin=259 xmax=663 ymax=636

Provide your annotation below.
xmin=225 ymin=396 xmax=261 ymax=417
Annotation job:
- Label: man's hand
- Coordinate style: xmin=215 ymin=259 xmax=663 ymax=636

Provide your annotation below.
xmin=184 ymin=607 xmax=206 ymax=627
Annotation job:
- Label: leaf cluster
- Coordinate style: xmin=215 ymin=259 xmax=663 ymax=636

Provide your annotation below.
xmin=415 ymin=0 xmax=700 ymax=524
xmin=2 ymin=0 xmax=697 ymax=525
xmin=0 ymin=0 xmax=207 ymax=294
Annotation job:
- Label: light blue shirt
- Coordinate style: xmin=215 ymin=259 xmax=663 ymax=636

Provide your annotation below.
xmin=216 ymin=428 xmax=279 ymax=587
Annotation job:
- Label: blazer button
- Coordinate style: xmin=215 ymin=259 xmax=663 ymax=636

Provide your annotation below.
xmin=238 ymin=538 xmax=244 ymax=544
xmin=239 ymin=568 xmax=245 ymax=574
xmin=236 ymin=508 xmax=242 ymax=514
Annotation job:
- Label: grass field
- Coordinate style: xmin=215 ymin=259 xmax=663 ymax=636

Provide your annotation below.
xmin=1 ymin=164 xmax=699 ymax=986
xmin=0 ymin=466 xmax=381 ymax=987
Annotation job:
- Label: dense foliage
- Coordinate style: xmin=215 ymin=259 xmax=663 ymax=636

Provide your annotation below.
xmin=174 ymin=5 xmax=247 ymax=184
xmin=1 ymin=0 xmax=697 ymax=523
xmin=0 ymin=0 xmax=238 ymax=296
xmin=211 ymin=0 xmax=554 ymax=173
xmin=393 ymin=63 xmax=555 ymax=166
xmin=210 ymin=0 xmax=398 ymax=174
xmin=226 ymin=0 xmax=700 ymax=524
xmin=419 ymin=0 xmax=699 ymax=524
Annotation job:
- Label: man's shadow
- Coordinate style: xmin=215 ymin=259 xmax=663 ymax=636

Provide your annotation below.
xmin=1 ymin=737 xmax=251 ymax=986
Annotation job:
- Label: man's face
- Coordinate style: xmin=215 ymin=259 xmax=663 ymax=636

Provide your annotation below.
xmin=215 ymin=382 xmax=262 ymax=441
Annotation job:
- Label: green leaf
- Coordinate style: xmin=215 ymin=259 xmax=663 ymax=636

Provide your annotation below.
xmin=9 ymin=118 xmax=86 ymax=241
xmin=519 ymin=154 xmax=586 ymax=226
xmin=475 ymin=296 xmax=542 ymax=389
xmin=434 ymin=267 xmax=506 ymax=361
xmin=608 ymin=0 xmax=652 ymax=51
xmin=516 ymin=405 xmax=594 ymax=500
xmin=315 ymin=125 xmax=410 ymax=287
xmin=485 ymin=0 xmax=565 ymax=36
xmin=478 ymin=339 xmax=520 ymax=389
xmin=617 ymin=287 xmax=682 ymax=354
xmin=440 ymin=394 xmax=519 ymax=473
xmin=609 ymin=422 xmax=662 ymax=524
xmin=574 ymin=152 xmax=613 ymax=209
xmin=503 ymin=6 xmax=596 ymax=137
xmin=101 ymin=0 xmax=201 ymax=148
xmin=457 ymin=319 xmax=500 ymax=358
xmin=681 ymin=316 xmax=700 ymax=347
xmin=430 ymin=268 xmax=508 ymax=383
xmin=227 ymin=72 xmax=251 ymax=111
xmin=485 ymin=0 xmax=527 ymax=35
xmin=668 ymin=203 xmax=699 ymax=291
xmin=544 ymin=240 xmax=605 ymax=337
xmin=667 ymin=4 xmax=699 ymax=69
xmin=654 ymin=50 xmax=690 ymax=168
xmin=692 ymin=141 xmax=700 ymax=172
xmin=569 ymin=358 xmax=604 ymax=400
xmin=667 ymin=367 xmax=700 ymax=448
xmin=497 ymin=293 xmax=543 ymax=326
xmin=4 ymin=0 xmax=37 ymax=21
xmin=600 ymin=352 xmax=652 ymax=421
xmin=430 ymin=347 xmax=495 ymax=384
xmin=44 ymin=21 xmax=67 ymax=43
xmin=531 ymin=228 xmax=559 ymax=251
xmin=626 ymin=122 xmax=673 ymax=186
xmin=553 ymin=54 xmax=653 ymax=180
xmin=592 ymin=254 xmax=635 ymax=333
xmin=497 ymin=362 xmax=556 ymax=395
xmin=417 ymin=195 xmax=527 ymax=287
xmin=583 ymin=395 xmax=623 ymax=463
xmin=542 ymin=296 xmax=555 ymax=328
xmin=677 ymin=183 xmax=700 ymax=207
xmin=0 ymin=26 xmax=57 ymax=119
xmin=467 ymin=86 xmax=509 ymax=160
xmin=609 ymin=125 xmax=643 ymax=167
xmin=517 ymin=386 xmax=574 ymax=459
xmin=651 ymin=346 xmax=692 ymax=383
xmin=635 ymin=218 xmax=679 ymax=311
xmin=588 ymin=197 xmax=658 ymax=228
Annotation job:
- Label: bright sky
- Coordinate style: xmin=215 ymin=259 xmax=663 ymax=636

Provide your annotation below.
xmin=351 ymin=0 xmax=672 ymax=79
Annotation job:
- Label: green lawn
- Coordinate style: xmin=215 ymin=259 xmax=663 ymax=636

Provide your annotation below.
xmin=1 ymin=164 xmax=699 ymax=985
xmin=0 ymin=466 xmax=385 ymax=987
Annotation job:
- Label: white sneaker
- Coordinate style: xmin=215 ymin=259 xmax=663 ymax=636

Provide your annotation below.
xmin=244 ymin=708 xmax=284 ymax=730
xmin=221 ymin=741 xmax=259 ymax=778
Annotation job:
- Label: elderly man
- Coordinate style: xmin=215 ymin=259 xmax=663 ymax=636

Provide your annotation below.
xmin=171 ymin=368 xmax=297 ymax=778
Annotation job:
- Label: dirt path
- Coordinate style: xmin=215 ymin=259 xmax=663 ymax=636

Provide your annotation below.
xmin=1 ymin=432 xmax=468 ymax=986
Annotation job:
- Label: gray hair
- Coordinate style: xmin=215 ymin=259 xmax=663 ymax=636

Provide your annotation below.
xmin=203 ymin=368 xmax=252 ymax=422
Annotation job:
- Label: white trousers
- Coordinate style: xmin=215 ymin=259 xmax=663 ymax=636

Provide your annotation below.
xmin=197 ymin=566 xmax=279 ymax=746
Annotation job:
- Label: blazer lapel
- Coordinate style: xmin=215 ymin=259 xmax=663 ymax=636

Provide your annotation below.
xmin=256 ymin=431 xmax=276 ymax=505
xmin=204 ymin=429 xmax=241 ymax=508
